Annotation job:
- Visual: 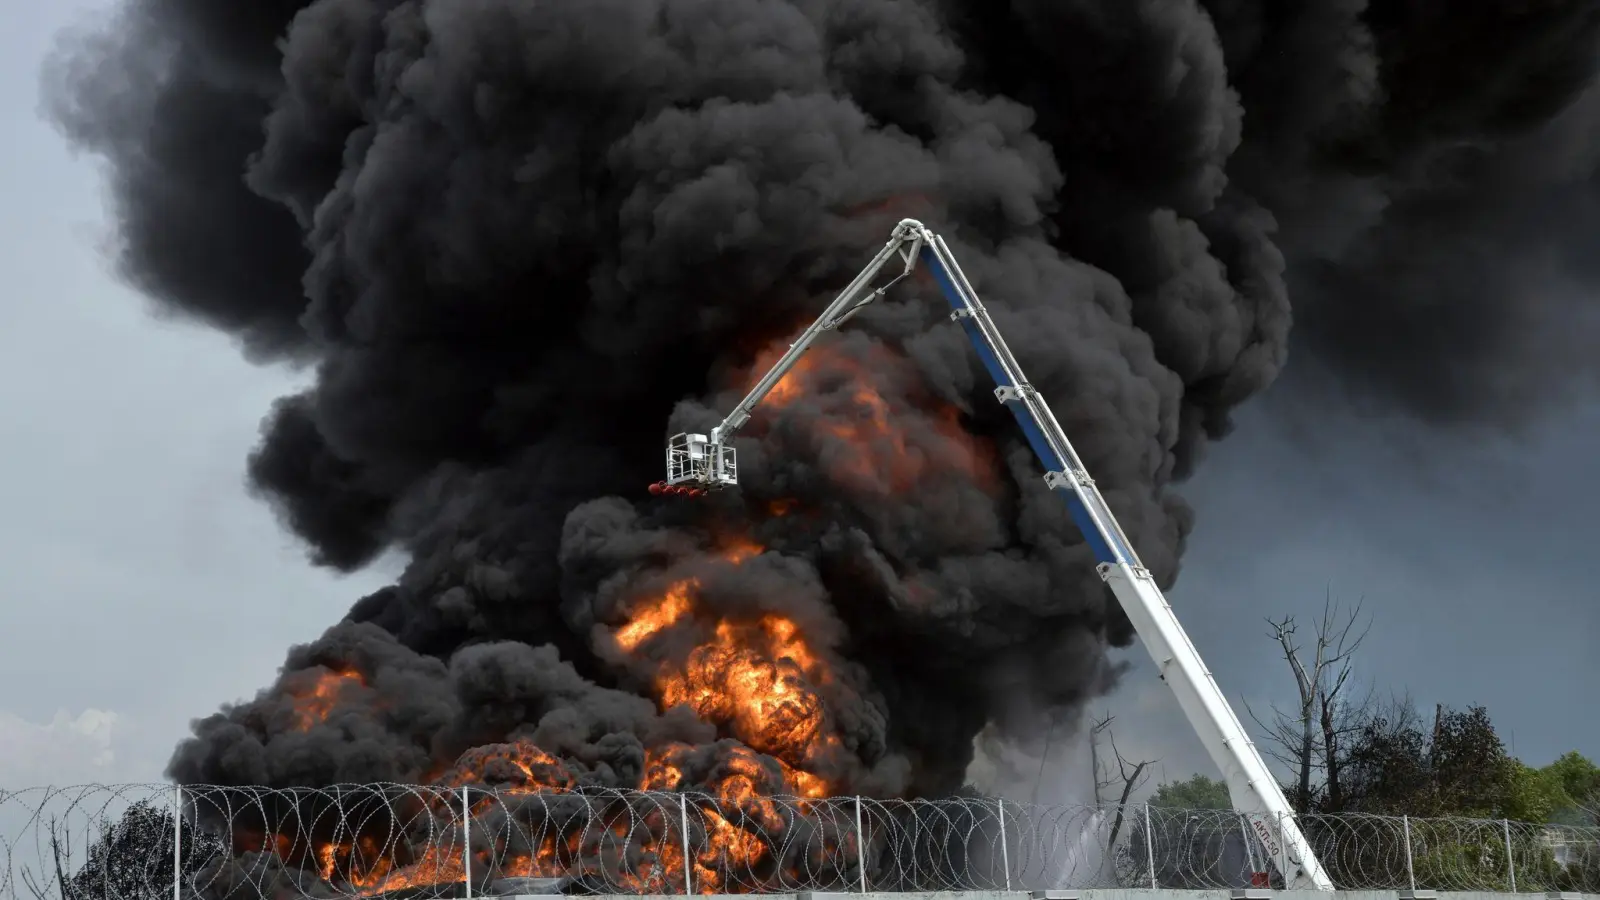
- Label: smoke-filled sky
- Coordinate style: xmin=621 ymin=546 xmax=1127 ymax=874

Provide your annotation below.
xmin=1 ymin=0 xmax=1598 ymax=798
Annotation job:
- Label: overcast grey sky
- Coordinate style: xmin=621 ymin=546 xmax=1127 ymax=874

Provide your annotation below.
xmin=1 ymin=0 xmax=1594 ymax=793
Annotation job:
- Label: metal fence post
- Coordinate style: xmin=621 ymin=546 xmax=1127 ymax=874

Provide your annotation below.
xmin=1238 ymin=813 xmax=1256 ymax=876
xmin=1144 ymin=803 xmax=1157 ymax=888
xmin=1402 ymin=814 xmax=1416 ymax=891
xmin=1503 ymin=818 xmax=1516 ymax=892
xmin=462 ymin=787 xmax=472 ymax=899
xmin=679 ymin=794 xmax=693 ymax=895
xmin=172 ymin=784 xmax=183 ymax=900
xmin=996 ymin=798 xmax=1011 ymax=890
xmin=854 ymin=795 xmax=868 ymax=892
xmin=1276 ymin=811 xmax=1287 ymax=885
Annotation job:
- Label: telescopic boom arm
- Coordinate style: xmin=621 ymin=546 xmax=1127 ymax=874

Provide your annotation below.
xmin=656 ymin=219 xmax=1335 ymax=891
xmin=654 ymin=221 xmax=924 ymax=496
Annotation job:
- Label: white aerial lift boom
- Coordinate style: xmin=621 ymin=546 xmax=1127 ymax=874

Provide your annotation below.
xmin=654 ymin=219 xmax=1335 ymax=890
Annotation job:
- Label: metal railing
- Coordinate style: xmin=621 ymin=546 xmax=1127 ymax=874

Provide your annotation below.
xmin=2 ymin=784 xmax=1596 ymax=898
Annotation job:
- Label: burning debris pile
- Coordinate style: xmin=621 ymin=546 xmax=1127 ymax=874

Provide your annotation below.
xmin=198 ymin=780 xmax=864 ymax=897
xmin=184 ymin=780 xmax=1028 ymax=898
xmin=42 ymin=0 xmax=1600 ymax=894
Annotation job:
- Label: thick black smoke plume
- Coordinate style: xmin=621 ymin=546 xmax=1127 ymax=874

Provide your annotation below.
xmin=41 ymin=0 xmax=1600 ymax=805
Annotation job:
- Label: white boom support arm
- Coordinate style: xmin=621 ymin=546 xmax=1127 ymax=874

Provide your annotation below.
xmin=662 ymin=223 xmax=924 ymax=492
xmin=663 ymin=219 xmax=1334 ymax=890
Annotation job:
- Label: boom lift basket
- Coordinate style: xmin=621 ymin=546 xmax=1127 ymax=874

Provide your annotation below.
xmin=666 ymin=432 xmax=737 ymax=487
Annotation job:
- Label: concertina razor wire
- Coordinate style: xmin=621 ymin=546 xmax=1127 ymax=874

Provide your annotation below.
xmin=1 ymin=784 xmax=1597 ymax=898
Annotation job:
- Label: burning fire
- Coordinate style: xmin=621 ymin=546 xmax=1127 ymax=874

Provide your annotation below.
xmin=439 ymin=742 xmax=578 ymax=794
xmin=642 ymin=742 xmax=813 ymax=892
xmin=612 ymin=538 xmax=763 ymax=653
xmin=615 ymin=579 xmax=694 ymax=652
xmin=287 ymin=666 xmax=365 ymax=731
xmin=274 ymin=339 xmax=982 ymax=893
xmin=315 ymin=835 xmax=465 ymax=896
xmin=656 ymin=616 xmax=832 ymax=784
xmin=752 ymin=341 xmax=997 ymax=494
xmin=613 ymin=539 xmax=835 ymax=798
xmin=274 ymin=536 xmax=844 ymax=895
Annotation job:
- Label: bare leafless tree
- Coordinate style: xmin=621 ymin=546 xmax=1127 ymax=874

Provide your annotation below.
xmin=20 ymin=818 xmax=76 ymax=900
xmin=1246 ymin=592 xmax=1374 ymax=813
xmin=1091 ymin=713 xmax=1153 ymax=849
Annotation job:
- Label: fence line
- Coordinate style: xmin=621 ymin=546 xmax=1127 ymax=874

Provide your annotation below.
xmin=2 ymin=784 xmax=1596 ymax=898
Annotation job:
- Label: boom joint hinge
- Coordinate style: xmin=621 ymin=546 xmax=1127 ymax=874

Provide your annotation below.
xmin=994 ymin=383 xmax=1037 ymax=404
xmin=1095 ymin=559 xmax=1154 ymax=582
xmin=1042 ymin=468 xmax=1094 ymax=491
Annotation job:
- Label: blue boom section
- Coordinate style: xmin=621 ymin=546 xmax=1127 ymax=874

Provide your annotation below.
xmin=916 ymin=243 xmax=1126 ymax=566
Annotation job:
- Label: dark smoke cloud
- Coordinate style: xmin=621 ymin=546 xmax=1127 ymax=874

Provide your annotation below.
xmin=41 ymin=0 xmax=312 ymax=360
xmin=1208 ymin=0 xmax=1600 ymax=424
xmin=40 ymin=0 xmax=1600 ymax=802
xmin=943 ymin=0 xmax=1600 ymax=430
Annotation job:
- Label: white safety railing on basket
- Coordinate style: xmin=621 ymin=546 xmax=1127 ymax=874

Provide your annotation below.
xmin=2 ymin=785 xmax=1597 ymax=898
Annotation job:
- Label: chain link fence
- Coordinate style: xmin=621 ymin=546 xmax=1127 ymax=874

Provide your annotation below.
xmin=2 ymin=784 xmax=1596 ymax=898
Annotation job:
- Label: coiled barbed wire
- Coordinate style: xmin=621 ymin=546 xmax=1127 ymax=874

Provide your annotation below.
xmin=3 ymin=785 xmax=1596 ymax=898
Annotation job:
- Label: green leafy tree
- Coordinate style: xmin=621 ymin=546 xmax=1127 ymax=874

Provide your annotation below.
xmin=1340 ymin=702 xmax=1517 ymax=817
xmin=1338 ymin=700 xmax=1432 ymax=813
xmin=1503 ymin=760 xmax=1573 ymax=823
xmin=1126 ymin=775 xmax=1238 ymax=889
xmin=1150 ymin=774 xmax=1230 ymax=810
xmin=1542 ymin=751 xmax=1600 ymax=825
xmin=1431 ymin=705 xmax=1517 ymax=816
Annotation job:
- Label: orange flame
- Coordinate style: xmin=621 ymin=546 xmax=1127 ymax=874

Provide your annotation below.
xmin=657 ymin=615 xmax=827 ymax=765
xmin=314 ymin=832 xmax=465 ymax=896
xmin=614 ymin=541 xmax=762 ymax=652
xmin=303 ymin=738 xmax=587 ymax=895
xmin=287 ymin=666 xmax=365 ymax=731
xmin=294 ymin=540 xmax=845 ymax=894
xmin=751 ymin=342 xmax=997 ymax=494
xmin=719 ymin=536 xmax=764 ymax=563
xmin=643 ymin=742 xmax=823 ymax=893
xmin=616 ymin=579 xmax=695 ymax=651
xmin=613 ymin=544 xmax=836 ymax=799
xmin=438 ymin=741 xmax=577 ymax=795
